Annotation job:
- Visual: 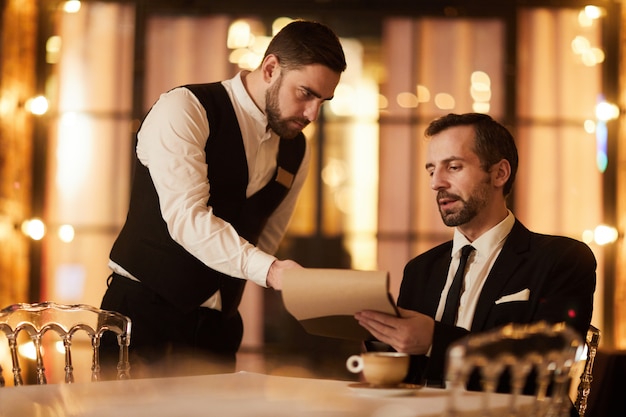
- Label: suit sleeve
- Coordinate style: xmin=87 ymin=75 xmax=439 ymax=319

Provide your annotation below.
xmin=531 ymin=238 xmax=597 ymax=339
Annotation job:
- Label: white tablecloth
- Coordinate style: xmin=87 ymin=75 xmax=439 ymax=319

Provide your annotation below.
xmin=0 ymin=371 xmax=534 ymax=417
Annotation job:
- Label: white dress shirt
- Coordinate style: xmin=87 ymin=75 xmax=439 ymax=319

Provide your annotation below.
xmin=109 ymin=72 xmax=311 ymax=309
xmin=435 ymin=211 xmax=515 ymax=330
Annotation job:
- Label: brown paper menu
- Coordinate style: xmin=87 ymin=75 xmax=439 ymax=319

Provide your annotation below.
xmin=281 ymin=268 xmax=399 ymax=341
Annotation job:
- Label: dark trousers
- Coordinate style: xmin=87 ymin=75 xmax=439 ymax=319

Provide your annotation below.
xmin=100 ymin=273 xmax=243 ymax=379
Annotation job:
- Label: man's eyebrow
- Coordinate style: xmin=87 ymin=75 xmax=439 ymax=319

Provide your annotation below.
xmin=303 ymin=86 xmax=334 ymax=101
xmin=424 ymin=157 xmax=464 ymax=170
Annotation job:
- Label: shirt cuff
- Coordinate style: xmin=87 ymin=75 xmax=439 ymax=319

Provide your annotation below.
xmin=245 ymin=249 xmax=276 ymax=288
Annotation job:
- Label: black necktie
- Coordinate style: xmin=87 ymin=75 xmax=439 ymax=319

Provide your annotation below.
xmin=441 ymin=245 xmax=475 ymax=325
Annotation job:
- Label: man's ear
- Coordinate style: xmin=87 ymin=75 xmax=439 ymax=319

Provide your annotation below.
xmin=261 ymin=54 xmax=281 ymax=83
xmin=493 ymin=159 xmax=511 ymax=188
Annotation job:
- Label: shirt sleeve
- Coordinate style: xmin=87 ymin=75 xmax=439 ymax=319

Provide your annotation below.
xmin=136 ymin=87 xmax=275 ymax=287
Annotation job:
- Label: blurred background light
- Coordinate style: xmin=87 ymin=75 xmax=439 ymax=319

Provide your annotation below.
xmin=25 ymin=96 xmax=49 ymax=115
xmin=21 ymin=218 xmax=46 ymax=240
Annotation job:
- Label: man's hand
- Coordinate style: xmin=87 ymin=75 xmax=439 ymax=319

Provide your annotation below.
xmin=355 ymin=307 xmax=435 ymax=355
xmin=266 ymin=259 xmax=303 ymax=290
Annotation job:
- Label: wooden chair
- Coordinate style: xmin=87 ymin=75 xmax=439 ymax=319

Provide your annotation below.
xmin=0 ymin=301 xmax=131 ymax=385
xmin=574 ymin=325 xmax=600 ymax=417
xmin=445 ymin=321 xmax=586 ymax=417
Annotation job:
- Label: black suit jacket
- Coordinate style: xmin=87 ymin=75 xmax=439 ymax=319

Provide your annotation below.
xmin=397 ymin=219 xmax=596 ymax=386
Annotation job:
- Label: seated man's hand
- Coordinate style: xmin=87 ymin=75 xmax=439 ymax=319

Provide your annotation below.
xmin=355 ymin=307 xmax=434 ymax=355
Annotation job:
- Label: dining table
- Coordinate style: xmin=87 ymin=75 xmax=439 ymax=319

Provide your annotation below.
xmin=0 ymin=370 xmax=535 ymax=417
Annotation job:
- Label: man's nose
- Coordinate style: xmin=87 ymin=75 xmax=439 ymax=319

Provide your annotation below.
xmin=304 ymin=102 xmax=322 ymax=122
xmin=430 ymin=170 xmax=447 ymax=190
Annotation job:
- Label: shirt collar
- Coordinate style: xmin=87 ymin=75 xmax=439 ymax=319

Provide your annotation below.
xmin=452 ymin=210 xmax=515 ymax=258
xmin=230 ymin=71 xmax=270 ymax=135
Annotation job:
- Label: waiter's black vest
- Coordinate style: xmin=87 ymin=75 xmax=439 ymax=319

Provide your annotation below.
xmin=110 ymin=82 xmax=306 ymax=315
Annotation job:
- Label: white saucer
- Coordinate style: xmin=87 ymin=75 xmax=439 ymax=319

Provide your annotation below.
xmin=347 ymin=382 xmax=422 ymax=397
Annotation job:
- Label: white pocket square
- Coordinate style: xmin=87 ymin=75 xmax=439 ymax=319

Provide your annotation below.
xmin=495 ymin=288 xmax=530 ymax=305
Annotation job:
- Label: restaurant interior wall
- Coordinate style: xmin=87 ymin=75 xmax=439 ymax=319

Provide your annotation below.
xmin=0 ymin=0 xmax=622 ymax=380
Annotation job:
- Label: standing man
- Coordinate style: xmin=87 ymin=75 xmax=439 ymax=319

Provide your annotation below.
xmin=356 ymin=113 xmax=596 ymax=391
xmin=101 ymin=20 xmax=346 ymax=375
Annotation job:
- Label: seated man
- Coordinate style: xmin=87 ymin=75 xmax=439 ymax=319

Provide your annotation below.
xmin=355 ymin=113 xmax=596 ymax=394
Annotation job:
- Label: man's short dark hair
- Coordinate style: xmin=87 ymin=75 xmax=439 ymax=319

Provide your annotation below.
xmin=425 ymin=113 xmax=519 ymax=196
xmin=263 ymin=20 xmax=347 ymax=74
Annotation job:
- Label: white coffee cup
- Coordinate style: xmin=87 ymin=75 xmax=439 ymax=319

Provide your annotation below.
xmin=346 ymin=352 xmax=410 ymax=386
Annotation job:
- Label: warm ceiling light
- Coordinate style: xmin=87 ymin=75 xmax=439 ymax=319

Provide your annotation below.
xmin=24 ymin=95 xmax=49 ymax=115
xmin=396 ymin=92 xmax=419 ymax=108
xmin=272 ymin=17 xmax=293 ymax=36
xmin=18 ymin=341 xmax=38 ymax=360
xmin=595 ymin=101 xmax=619 ymax=121
xmin=63 ymin=0 xmax=81 ymax=13
xmin=416 ymin=85 xmax=431 ymax=103
xmin=227 ymin=20 xmax=252 ymax=49
xmin=584 ymin=5 xmax=604 ymax=19
xmin=434 ymin=93 xmax=455 ymax=110
xmin=593 ymin=225 xmax=618 ymax=245
xmin=21 ymin=218 xmax=46 ymax=240
xmin=58 ymin=224 xmax=75 ymax=243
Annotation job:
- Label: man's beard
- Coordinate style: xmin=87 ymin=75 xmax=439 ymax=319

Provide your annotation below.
xmin=265 ymin=76 xmax=310 ymax=139
xmin=438 ymin=180 xmax=490 ymax=227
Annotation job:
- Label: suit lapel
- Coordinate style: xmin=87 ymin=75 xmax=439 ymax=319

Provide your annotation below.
xmin=422 ymin=253 xmax=453 ymax=316
xmin=471 ymin=220 xmax=531 ymax=331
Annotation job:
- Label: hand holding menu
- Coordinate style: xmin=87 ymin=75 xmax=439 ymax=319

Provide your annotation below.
xmin=281 ymin=268 xmax=398 ymax=341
